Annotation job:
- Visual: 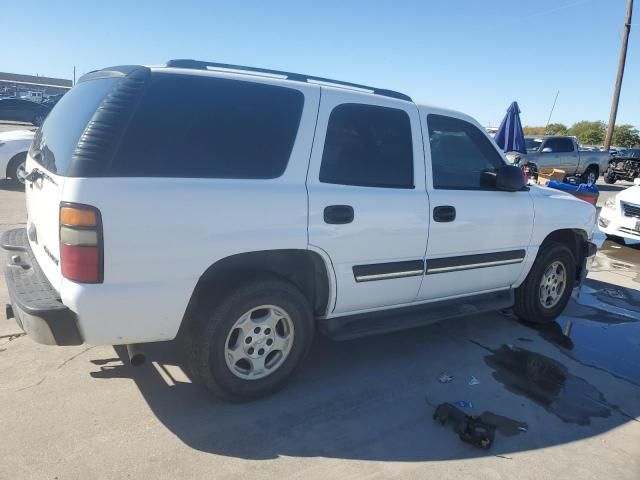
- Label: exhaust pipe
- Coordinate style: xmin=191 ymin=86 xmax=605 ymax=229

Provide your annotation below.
xmin=126 ymin=343 xmax=146 ymax=366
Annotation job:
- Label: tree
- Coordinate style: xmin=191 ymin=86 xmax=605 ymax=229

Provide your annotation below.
xmin=545 ymin=123 xmax=568 ymax=135
xmin=523 ymin=126 xmax=546 ymax=136
xmin=568 ymin=121 xmax=606 ymax=145
xmin=611 ymin=124 xmax=640 ymax=147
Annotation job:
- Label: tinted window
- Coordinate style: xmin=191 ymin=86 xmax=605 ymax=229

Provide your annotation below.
xmin=428 ymin=114 xmax=505 ymax=189
xmin=544 ymin=138 xmax=574 ymax=153
xmin=31 ymin=78 xmax=119 ymax=174
xmin=525 ymin=137 xmax=543 ymax=152
xmin=319 ymin=104 xmax=413 ymax=188
xmin=112 ymin=74 xmax=304 ymax=179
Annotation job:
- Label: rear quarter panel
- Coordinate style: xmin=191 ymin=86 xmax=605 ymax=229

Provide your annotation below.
xmin=60 ymin=81 xmax=321 ymax=345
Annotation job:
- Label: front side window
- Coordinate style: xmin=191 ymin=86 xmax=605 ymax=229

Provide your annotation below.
xmin=319 ymin=103 xmax=413 ymax=188
xmin=544 ymin=138 xmax=574 ymax=153
xmin=526 ymin=138 xmax=543 ymax=152
xmin=428 ymin=114 xmax=505 ymax=189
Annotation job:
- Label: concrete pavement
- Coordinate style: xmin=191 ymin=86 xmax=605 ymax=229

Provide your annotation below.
xmin=0 ymin=134 xmax=639 ymax=479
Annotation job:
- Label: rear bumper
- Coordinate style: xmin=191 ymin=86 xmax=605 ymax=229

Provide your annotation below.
xmin=1 ymin=228 xmax=83 ymax=345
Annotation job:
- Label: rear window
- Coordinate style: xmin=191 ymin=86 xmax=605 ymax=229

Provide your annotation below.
xmin=110 ymin=73 xmax=304 ymax=179
xmin=31 ymin=78 xmax=119 ymax=175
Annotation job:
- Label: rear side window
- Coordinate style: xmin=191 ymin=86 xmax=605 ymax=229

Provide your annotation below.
xmin=111 ymin=74 xmax=304 ymax=179
xmin=31 ymin=78 xmax=119 ymax=174
xmin=319 ymin=103 xmax=413 ymax=188
xmin=428 ymin=114 xmax=505 ymax=190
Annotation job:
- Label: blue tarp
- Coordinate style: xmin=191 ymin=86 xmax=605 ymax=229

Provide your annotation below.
xmin=494 ymin=101 xmax=527 ymax=154
xmin=547 ymin=180 xmax=599 ymax=194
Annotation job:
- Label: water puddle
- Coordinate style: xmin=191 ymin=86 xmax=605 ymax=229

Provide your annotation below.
xmin=519 ymin=278 xmax=640 ymax=385
xmin=590 ymin=238 xmax=640 ymax=284
xmin=478 ymin=411 xmax=528 ymax=436
xmin=484 ymin=345 xmax=611 ymax=425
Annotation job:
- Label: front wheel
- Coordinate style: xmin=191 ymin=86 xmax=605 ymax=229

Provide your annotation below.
xmin=604 ymin=167 xmax=617 ymax=184
xmin=32 ymin=113 xmax=45 ymax=126
xmin=513 ymin=242 xmax=575 ymax=324
xmin=186 ymin=276 xmax=314 ymax=402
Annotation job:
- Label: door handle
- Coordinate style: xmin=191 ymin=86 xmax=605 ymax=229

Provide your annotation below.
xmin=324 ymin=205 xmax=354 ymax=224
xmin=433 ymin=205 xmax=456 ymax=223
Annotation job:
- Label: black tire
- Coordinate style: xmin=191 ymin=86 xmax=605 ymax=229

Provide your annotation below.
xmin=6 ymin=152 xmax=27 ymax=188
xmin=604 ymin=167 xmax=617 ymax=184
xmin=32 ymin=113 xmax=45 ymax=126
xmin=583 ymin=165 xmax=599 ymax=185
xmin=514 ymin=241 xmax=575 ymax=324
xmin=186 ymin=275 xmax=314 ymax=402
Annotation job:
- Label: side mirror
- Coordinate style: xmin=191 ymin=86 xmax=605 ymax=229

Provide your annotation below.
xmin=496 ymin=164 xmax=527 ymax=192
xmin=634 ymin=178 xmax=640 ymax=186
xmin=541 ymin=147 xmax=552 ymax=153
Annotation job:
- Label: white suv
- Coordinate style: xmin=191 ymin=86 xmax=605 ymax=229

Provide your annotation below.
xmin=2 ymin=60 xmax=597 ymax=401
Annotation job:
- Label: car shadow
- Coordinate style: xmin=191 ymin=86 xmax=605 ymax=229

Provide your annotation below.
xmin=597 ymin=184 xmax=629 ymax=192
xmin=0 ymin=179 xmax=24 ymax=192
xmin=89 ymin=277 xmax=640 ymax=462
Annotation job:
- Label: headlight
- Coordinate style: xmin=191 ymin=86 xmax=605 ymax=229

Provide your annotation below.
xmin=605 ymin=197 xmax=617 ymax=210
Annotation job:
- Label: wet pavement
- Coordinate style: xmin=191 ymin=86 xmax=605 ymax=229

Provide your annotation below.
xmin=1 ymin=169 xmax=639 ymax=479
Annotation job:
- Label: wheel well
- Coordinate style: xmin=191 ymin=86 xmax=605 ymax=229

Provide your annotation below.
xmin=6 ymin=151 xmax=27 ymax=178
xmin=541 ymin=229 xmax=588 ymax=280
xmin=585 ymin=164 xmax=599 ymax=175
xmin=186 ymin=250 xmax=331 ymax=319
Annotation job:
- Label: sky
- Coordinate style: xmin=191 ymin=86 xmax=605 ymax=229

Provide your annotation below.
xmin=3 ymin=0 xmax=638 ymax=128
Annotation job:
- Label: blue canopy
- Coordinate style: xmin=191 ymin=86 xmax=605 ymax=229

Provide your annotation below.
xmin=494 ymin=101 xmax=527 ymax=154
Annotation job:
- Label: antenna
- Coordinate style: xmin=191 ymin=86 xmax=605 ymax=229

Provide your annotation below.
xmin=544 ymin=90 xmax=560 ymax=134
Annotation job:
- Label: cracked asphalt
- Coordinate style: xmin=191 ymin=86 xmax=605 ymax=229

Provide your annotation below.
xmin=1 ymin=125 xmax=639 ymax=479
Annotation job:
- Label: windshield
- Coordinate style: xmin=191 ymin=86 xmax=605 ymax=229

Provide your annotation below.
xmin=525 ymin=137 xmax=543 ymax=152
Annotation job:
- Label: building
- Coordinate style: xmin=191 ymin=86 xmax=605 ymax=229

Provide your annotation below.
xmin=0 ymin=72 xmax=72 ymax=100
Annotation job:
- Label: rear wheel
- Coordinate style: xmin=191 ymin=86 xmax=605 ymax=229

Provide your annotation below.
xmin=6 ymin=152 xmax=27 ymax=188
xmin=514 ymin=242 xmax=575 ymax=324
xmin=583 ymin=166 xmax=598 ymax=185
xmin=186 ymin=275 xmax=314 ymax=401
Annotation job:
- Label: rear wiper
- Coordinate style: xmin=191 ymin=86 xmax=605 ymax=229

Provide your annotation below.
xmin=24 ymin=167 xmax=58 ymax=186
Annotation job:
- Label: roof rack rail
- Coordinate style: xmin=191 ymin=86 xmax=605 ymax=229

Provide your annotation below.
xmin=165 ymin=59 xmax=412 ymax=102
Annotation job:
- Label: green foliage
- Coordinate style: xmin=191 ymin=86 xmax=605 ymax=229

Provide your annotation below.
xmin=612 ymin=124 xmax=640 ymax=148
xmin=523 ymin=126 xmax=546 ymax=136
xmin=567 ymin=121 xmax=606 ymax=145
xmin=545 ymin=123 xmax=568 ymax=135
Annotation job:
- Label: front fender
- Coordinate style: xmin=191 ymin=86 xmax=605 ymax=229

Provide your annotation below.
xmin=529 ymin=185 xmax=596 ymax=245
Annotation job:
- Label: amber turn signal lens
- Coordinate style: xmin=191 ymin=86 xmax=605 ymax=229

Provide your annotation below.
xmin=60 ymin=207 xmax=97 ymax=227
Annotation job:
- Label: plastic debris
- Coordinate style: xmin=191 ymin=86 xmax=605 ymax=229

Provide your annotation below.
xmin=518 ymin=426 xmax=528 ymax=432
xmin=433 ymin=402 xmax=495 ymax=449
xmin=438 ymin=372 xmax=454 ymax=383
xmin=469 ymin=376 xmax=480 ymax=386
xmin=454 ymin=400 xmax=473 ymax=409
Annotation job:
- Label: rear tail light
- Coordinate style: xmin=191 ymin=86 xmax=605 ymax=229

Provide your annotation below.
xmin=59 ymin=203 xmax=103 ymax=283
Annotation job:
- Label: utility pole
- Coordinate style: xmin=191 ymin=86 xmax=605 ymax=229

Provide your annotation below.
xmin=73 ymin=66 xmax=76 ymax=86
xmin=604 ymin=0 xmax=633 ymax=150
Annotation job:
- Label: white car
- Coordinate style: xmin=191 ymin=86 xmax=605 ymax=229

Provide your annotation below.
xmin=598 ymin=178 xmax=640 ymax=241
xmin=0 ymin=129 xmax=35 ymax=187
xmin=1 ymin=60 xmax=597 ymax=401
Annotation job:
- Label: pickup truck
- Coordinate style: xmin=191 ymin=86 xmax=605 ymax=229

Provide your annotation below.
xmin=507 ymin=136 xmax=611 ymax=184
xmin=1 ymin=60 xmax=598 ymax=401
